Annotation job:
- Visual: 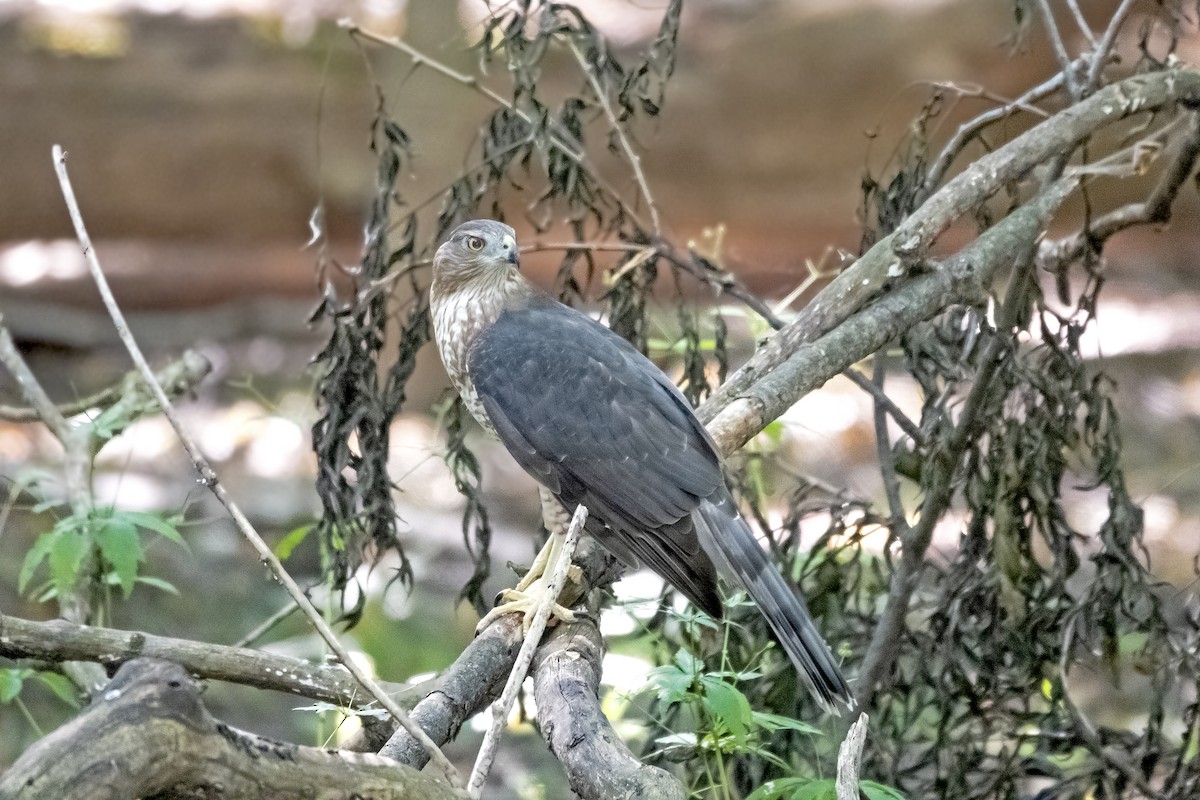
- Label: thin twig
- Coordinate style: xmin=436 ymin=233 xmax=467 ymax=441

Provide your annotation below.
xmin=922 ymin=67 xmax=1071 ymax=199
xmin=868 ymin=357 xmax=910 ymax=532
xmin=1065 ymin=0 xmax=1098 ymax=48
xmin=0 ymin=382 xmax=118 ymax=424
xmin=342 ymin=18 xmax=649 ymax=233
xmin=1084 ymin=0 xmax=1138 ymax=94
xmin=342 ymin=20 xmax=516 ymax=127
xmin=0 ymin=611 xmax=428 ymax=709
xmin=1036 ymin=0 xmax=1080 ymax=99
xmin=1041 ymin=112 xmax=1200 ymax=268
xmin=232 ymin=598 xmax=301 ymax=649
xmin=0 ymin=349 xmax=210 ymax=424
xmin=567 ymin=38 xmax=662 ymax=234
xmin=0 ymin=318 xmax=70 ymax=439
xmin=50 ymin=145 xmax=465 ymax=793
xmin=466 ymin=504 xmax=588 ymax=798
xmin=844 ymin=365 xmax=923 ymax=445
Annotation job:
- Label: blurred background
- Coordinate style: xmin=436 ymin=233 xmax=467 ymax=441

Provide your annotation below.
xmin=1 ymin=0 xmax=1198 ymax=792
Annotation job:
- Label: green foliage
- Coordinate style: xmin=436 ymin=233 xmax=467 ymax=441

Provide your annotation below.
xmin=19 ymin=507 xmax=186 ymax=601
xmin=747 ymin=777 xmax=906 ymax=800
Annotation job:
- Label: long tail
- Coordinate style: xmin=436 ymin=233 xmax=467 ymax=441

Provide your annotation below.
xmin=693 ymin=490 xmax=854 ymax=712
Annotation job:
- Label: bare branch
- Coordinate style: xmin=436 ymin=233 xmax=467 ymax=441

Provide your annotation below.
xmin=0 ymin=317 xmax=70 ymax=438
xmin=0 ymin=659 xmax=459 ymax=800
xmin=467 ymin=505 xmax=587 ymax=798
xmin=0 ymin=348 xmax=210 ymax=424
xmin=1035 ymin=0 xmax=1080 ymax=99
xmin=568 ymin=39 xmax=662 ymax=234
xmin=868 ymin=357 xmax=910 ymax=532
xmin=0 ymin=613 xmax=426 ymax=709
xmin=844 ymin=365 xmax=923 ymax=445
xmin=378 ymin=537 xmax=625 ymax=766
xmin=922 ymin=66 xmax=1069 ymax=200
xmin=1084 ymin=0 xmax=1139 ymax=94
xmin=533 ymin=618 xmax=686 ymax=800
xmin=703 ymin=179 xmax=1075 ymax=457
xmin=1042 ymin=111 xmax=1200 ymax=268
xmin=50 ymin=145 xmax=464 ymax=792
xmin=699 ymin=70 xmax=1200 ymax=442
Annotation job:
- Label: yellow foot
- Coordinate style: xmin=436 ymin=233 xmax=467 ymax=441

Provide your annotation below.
xmin=476 ymin=581 xmax=577 ymax=634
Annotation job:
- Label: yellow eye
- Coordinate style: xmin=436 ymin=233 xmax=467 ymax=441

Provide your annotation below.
xmin=466 ymin=236 xmax=485 ymax=252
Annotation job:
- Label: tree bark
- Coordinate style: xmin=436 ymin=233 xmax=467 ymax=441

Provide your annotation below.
xmin=533 ymin=618 xmax=686 ymax=800
xmin=0 ymin=658 xmax=461 ymax=800
xmin=0 ymin=612 xmax=425 ymax=708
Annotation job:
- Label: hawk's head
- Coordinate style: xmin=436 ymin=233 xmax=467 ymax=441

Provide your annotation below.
xmin=434 ymin=220 xmax=519 ymax=290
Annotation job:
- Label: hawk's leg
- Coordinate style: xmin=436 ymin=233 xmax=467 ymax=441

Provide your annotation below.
xmin=475 ymin=488 xmax=583 ymax=634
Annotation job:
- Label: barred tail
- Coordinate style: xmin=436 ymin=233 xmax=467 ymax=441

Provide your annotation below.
xmin=693 ymin=491 xmax=854 ymax=712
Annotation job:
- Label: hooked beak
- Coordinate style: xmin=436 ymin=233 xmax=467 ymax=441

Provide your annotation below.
xmin=502 ymin=234 xmax=519 ymax=266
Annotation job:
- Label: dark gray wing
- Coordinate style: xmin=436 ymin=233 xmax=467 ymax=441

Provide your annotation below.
xmin=469 ymin=296 xmax=724 ymax=616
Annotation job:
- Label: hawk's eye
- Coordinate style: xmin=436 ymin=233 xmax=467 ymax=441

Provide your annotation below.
xmin=465 ymin=236 xmax=485 ymax=252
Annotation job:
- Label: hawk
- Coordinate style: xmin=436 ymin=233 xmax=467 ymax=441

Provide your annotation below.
xmin=430 ymin=219 xmax=852 ymax=710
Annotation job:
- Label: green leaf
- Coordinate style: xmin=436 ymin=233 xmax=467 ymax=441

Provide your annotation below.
xmin=274 ymin=523 xmax=313 ymax=560
xmin=648 ymin=664 xmax=694 ymax=705
xmin=750 ymin=710 xmax=822 ymax=736
xmin=794 ymin=779 xmax=837 ymax=800
xmin=135 ymin=576 xmax=180 ymax=595
xmin=700 ymin=675 xmax=752 ymax=740
xmin=861 ymin=781 xmax=908 ymax=800
xmin=0 ymin=669 xmax=31 ymax=703
xmin=747 ymin=778 xmax=806 ymax=800
xmin=35 ymin=672 xmax=81 ymax=708
xmin=19 ymin=532 xmax=56 ymax=594
xmin=48 ymin=527 xmax=88 ymax=599
xmin=96 ymin=519 xmax=143 ymax=597
xmin=120 ymin=510 xmax=187 ymax=548
xmin=673 ymin=648 xmax=702 ymax=675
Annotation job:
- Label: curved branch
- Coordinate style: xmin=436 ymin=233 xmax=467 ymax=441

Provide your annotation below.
xmin=698 ymin=69 xmax=1200 ymax=441
xmin=533 ymin=618 xmax=686 ymax=800
xmin=0 ymin=613 xmax=425 ymax=709
xmin=0 ymin=658 xmax=459 ymax=800
xmin=378 ymin=537 xmax=625 ymax=765
xmin=704 ymin=179 xmax=1076 ymax=456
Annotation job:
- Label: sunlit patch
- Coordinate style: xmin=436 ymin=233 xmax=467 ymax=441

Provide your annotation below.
xmin=245 ymin=415 xmax=308 ymax=478
xmin=0 ymin=427 xmax=38 ymax=466
xmin=612 ymin=569 xmax=666 ymax=621
xmin=94 ymin=417 xmax=178 ymax=465
xmin=388 ymin=417 xmax=462 ymax=510
xmin=1078 ymin=295 xmax=1200 ymax=357
xmin=92 ymin=470 xmax=172 ymax=509
xmin=469 ymin=676 xmax=537 ymax=733
xmin=0 ymin=241 xmax=88 ymax=287
xmin=21 ymin=9 xmax=130 ymax=58
xmin=601 ymin=652 xmax=653 ymax=693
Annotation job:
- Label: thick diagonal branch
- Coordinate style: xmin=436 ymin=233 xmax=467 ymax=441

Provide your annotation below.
xmin=533 ymin=618 xmax=686 ymax=800
xmin=698 ymin=70 xmax=1200 ymax=444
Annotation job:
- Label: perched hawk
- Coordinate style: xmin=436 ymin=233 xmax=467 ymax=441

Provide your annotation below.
xmin=430 ymin=219 xmax=852 ymax=710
